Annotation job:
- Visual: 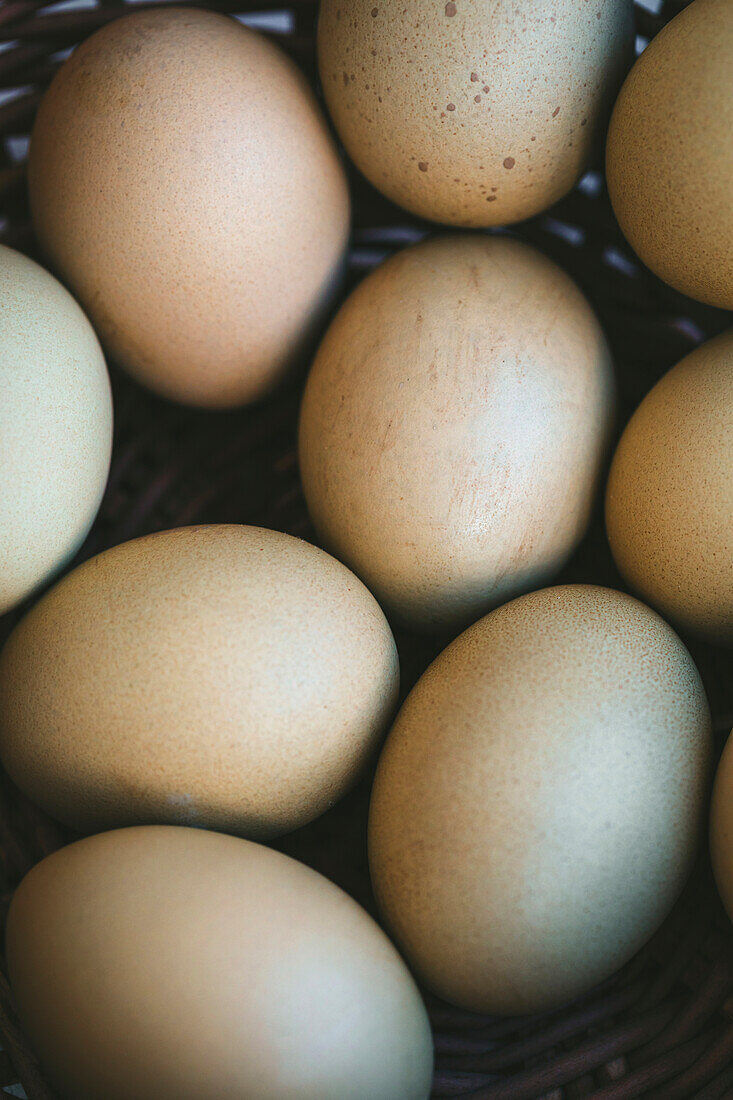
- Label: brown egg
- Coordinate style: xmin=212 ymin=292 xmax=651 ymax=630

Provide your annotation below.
xmin=0 ymin=244 xmax=112 ymax=616
xmin=318 ymin=0 xmax=633 ymax=227
xmin=606 ymin=330 xmax=733 ymax=645
xmin=710 ymin=731 xmax=733 ymax=921
xmin=369 ymin=585 xmax=712 ymax=1016
xmin=0 ymin=525 xmax=398 ymax=836
xmin=6 ymin=826 xmax=433 ymax=1099
xmin=29 ymin=8 xmax=349 ymax=408
xmin=606 ymin=0 xmax=733 ymax=309
xmin=299 ymin=235 xmax=615 ymax=632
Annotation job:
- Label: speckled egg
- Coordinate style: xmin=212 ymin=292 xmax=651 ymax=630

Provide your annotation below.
xmin=318 ymin=0 xmax=633 ymax=227
xmin=29 ymin=8 xmax=350 ymax=408
xmin=369 ymin=585 xmax=712 ymax=1015
xmin=606 ymin=330 xmax=733 ymax=645
xmin=299 ymin=235 xmax=615 ymax=632
xmin=711 ymin=730 xmax=733 ymax=923
xmin=6 ymin=826 xmax=434 ymax=1099
xmin=0 ymin=244 xmax=112 ymax=616
xmin=0 ymin=525 xmax=399 ymax=836
xmin=606 ymin=0 xmax=733 ymax=309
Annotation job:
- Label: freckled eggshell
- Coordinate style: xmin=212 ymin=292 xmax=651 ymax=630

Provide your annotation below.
xmin=0 ymin=525 xmax=399 ymax=836
xmin=0 ymin=244 xmax=112 ymax=616
xmin=606 ymin=330 xmax=733 ymax=646
xmin=606 ymin=0 xmax=733 ymax=310
xmin=369 ymin=585 xmax=712 ymax=1015
xmin=299 ymin=234 xmax=615 ymax=632
xmin=318 ymin=0 xmax=633 ymax=227
xmin=5 ymin=826 xmax=434 ymax=1100
xmin=710 ymin=730 xmax=733 ymax=922
xmin=28 ymin=8 xmax=350 ymax=408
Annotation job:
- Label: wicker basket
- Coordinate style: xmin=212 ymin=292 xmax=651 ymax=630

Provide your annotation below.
xmin=1 ymin=1 xmax=732 ymax=1097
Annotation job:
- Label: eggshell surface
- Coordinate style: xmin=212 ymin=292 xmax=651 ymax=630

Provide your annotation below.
xmin=369 ymin=585 xmax=711 ymax=1015
xmin=606 ymin=330 xmax=733 ymax=645
xmin=6 ymin=826 xmax=433 ymax=1100
xmin=29 ymin=8 xmax=350 ymax=408
xmin=606 ymin=0 xmax=733 ymax=309
xmin=710 ymin=730 xmax=733 ymax=922
xmin=318 ymin=0 xmax=633 ymax=227
xmin=0 ymin=525 xmax=399 ymax=836
xmin=299 ymin=235 xmax=615 ymax=632
xmin=0 ymin=244 xmax=112 ymax=616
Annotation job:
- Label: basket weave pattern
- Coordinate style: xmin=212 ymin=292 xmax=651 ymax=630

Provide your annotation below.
xmin=1 ymin=1 xmax=732 ymax=1097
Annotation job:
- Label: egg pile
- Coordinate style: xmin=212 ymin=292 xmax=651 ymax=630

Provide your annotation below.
xmin=0 ymin=2 xmax=731 ymax=1098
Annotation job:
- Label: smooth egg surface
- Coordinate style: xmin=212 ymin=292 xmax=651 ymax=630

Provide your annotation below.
xmin=6 ymin=826 xmax=433 ymax=1099
xmin=0 ymin=244 xmax=112 ymax=616
xmin=606 ymin=330 xmax=733 ymax=645
xmin=369 ymin=585 xmax=711 ymax=1015
xmin=711 ymin=730 xmax=733 ymax=923
xmin=299 ymin=234 xmax=615 ymax=632
xmin=606 ymin=0 xmax=733 ymax=309
xmin=0 ymin=525 xmax=399 ymax=836
xmin=29 ymin=8 xmax=350 ymax=407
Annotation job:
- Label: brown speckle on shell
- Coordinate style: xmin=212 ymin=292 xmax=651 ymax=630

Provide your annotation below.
xmin=318 ymin=0 xmax=633 ymax=227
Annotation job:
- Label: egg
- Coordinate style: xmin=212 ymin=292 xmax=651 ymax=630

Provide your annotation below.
xmin=299 ymin=235 xmax=615 ymax=632
xmin=606 ymin=330 xmax=733 ymax=645
xmin=0 ymin=525 xmax=399 ymax=836
xmin=318 ymin=0 xmax=633 ymax=227
xmin=606 ymin=0 xmax=733 ymax=309
xmin=369 ymin=585 xmax=711 ymax=1015
xmin=0 ymin=244 xmax=112 ymax=616
xmin=6 ymin=825 xmax=433 ymax=1099
xmin=28 ymin=8 xmax=350 ymax=408
xmin=710 ymin=730 xmax=733 ymax=921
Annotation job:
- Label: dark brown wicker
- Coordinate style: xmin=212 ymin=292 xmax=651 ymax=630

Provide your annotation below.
xmin=0 ymin=1 xmax=732 ymax=1097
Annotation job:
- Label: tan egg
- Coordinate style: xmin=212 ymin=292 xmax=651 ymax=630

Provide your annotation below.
xmin=0 ymin=525 xmax=399 ymax=836
xmin=0 ymin=244 xmax=112 ymax=616
xmin=29 ymin=8 xmax=350 ymax=409
xmin=710 ymin=731 xmax=733 ymax=921
xmin=299 ymin=235 xmax=615 ymax=633
xmin=318 ymin=0 xmax=633 ymax=227
xmin=369 ymin=585 xmax=712 ymax=1016
xmin=606 ymin=0 xmax=733 ymax=310
xmin=6 ymin=826 xmax=433 ymax=1100
xmin=606 ymin=330 xmax=733 ymax=645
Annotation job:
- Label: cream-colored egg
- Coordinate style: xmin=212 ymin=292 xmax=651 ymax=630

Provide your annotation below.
xmin=606 ymin=0 xmax=733 ymax=309
xmin=318 ymin=0 xmax=633 ymax=227
xmin=606 ymin=330 xmax=733 ymax=645
xmin=299 ymin=235 xmax=615 ymax=632
xmin=0 ymin=525 xmax=398 ymax=836
xmin=369 ymin=585 xmax=711 ymax=1015
xmin=711 ymin=730 xmax=733 ymax=922
xmin=0 ymin=244 xmax=112 ymax=616
xmin=29 ymin=8 xmax=350 ymax=408
xmin=6 ymin=826 xmax=433 ymax=1099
